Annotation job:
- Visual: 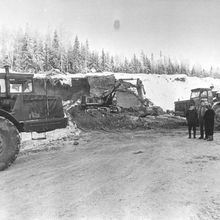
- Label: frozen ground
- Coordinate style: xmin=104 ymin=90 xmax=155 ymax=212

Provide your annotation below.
xmin=1 ymin=127 xmax=220 ymax=220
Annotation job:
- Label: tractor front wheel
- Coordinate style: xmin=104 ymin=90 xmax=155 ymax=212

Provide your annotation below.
xmin=0 ymin=117 xmax=20 ymax=171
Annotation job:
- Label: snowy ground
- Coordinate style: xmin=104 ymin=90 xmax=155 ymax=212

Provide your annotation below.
xmin=1 ymin=128 xmax=220 ymax=220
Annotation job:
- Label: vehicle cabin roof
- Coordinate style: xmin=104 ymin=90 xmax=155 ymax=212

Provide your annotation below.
xmin=0 ymin=72 xmax=34 ymax=80
xmin=191 ymin=88 xmax=211 ymax=92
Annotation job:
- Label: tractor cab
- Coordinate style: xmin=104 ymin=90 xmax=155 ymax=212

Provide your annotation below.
xmin=0 ymin=66 xmax=67 ymax=133
xmin=0 ymin=70 xmax=34 ymax=113
xmin=0 ymin=72 xmax=34 ymax=97
xmin=190 ymin=88 xmax=213 ymax=108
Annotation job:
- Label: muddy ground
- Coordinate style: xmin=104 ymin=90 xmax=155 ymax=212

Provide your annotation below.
xmin=1 ymin=127 xmax=220 ymax=220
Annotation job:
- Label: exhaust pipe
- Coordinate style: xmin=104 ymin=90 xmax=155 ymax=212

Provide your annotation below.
xmin=4 ymin=64 xmax=10 ymax=75
xmin=3 ymin=64 xmax=10 ymax=97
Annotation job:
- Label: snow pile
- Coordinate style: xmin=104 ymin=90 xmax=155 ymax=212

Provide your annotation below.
xmin=72 ymin=72 xmax=220 ymax=111
xmin=139 ymin=74 xmax=220 ymax=111
xmin=34 ymin=71 xmax=220 ymax=111
xmin=34 ymin=69 xmax=73 ymax=86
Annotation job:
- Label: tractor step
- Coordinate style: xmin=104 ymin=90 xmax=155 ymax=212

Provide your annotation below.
xmin=31 ymin=132 xmax=47 ymax=140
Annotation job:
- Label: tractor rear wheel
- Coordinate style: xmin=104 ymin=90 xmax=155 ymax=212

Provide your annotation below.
xmin=213 ymin=105 xmax=220 ymax=127
xmin=0 ymin=117 xmax=20 ymax=171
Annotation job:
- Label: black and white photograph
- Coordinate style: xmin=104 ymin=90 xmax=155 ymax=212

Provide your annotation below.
xmin=0 ymin=0 xmax=220 ymax=219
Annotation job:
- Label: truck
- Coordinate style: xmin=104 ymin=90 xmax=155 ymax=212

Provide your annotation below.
xmin=174 ymin=87 xmax=220 ymax=125
xmin=0 ymin=65 xmax=68 ymax=171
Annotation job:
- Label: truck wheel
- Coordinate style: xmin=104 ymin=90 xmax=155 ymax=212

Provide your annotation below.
xmin=0 ymin=117 xmax=20 ymax=171
xmin=213 ymin=105 xmax=220 ymax=126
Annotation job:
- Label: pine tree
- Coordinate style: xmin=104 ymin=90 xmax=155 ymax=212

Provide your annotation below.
xmin=156 ymin=53 xmax=165 ymax=75
xmin=110 ymin=56 xmax=114 ymax=72
xmin=84 ymin=40 xmax=89 ymax=73
xmin=72 ymin=35 xmax=80 ymax=73
xmin=141 ymin=52 xmax=151 ymax=74
xmin=31 ymin=39 xmax=40 ymax=72
xmin=60 ymin=46 xmax=68 ymax=72
xmin=43 ymin=34 xmax=52 ymax=71
xmin=49 ymin=30 xmax=61 ymax=70
xmin=180 ymin=62 xmax=187 ymax=75
xmin=37 ymin=40 xmax=45 ymax=72
xmin=0 ymin=36 xmax=7 ymax=62
xmin=80 ymin=40 xmax=90 ymax=73
xmin=150 ymin=53 xmax=155 ymax=74
xmin=105 ymin=52 xmax=111 ymax=71
xmin=67 ymin=43 xmax=73 ymax=73
xmin=123 ymin=58 xmax=129 ymax=73
xmin=166 ymin=58 xmax=175 ymax=75
xmin=191 ymin=66 xmax=196 ymax=76
xmin=130 ymin=54 xmax=142 ymax=73
xmin=101 ymin=49 xmax=106 ymax=72
xmin=12 ymin=30 xmax=23 ymax=71
xmin=88 ymin=51 xmax=100 ymax=72
xmin=113 ymin=55 xmax=121 ymax=72
xmin=19 ymin=33 xmax=34 ymax=72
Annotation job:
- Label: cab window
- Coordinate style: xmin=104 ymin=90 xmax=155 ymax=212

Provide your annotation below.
xmin=0 ymin=79 xmax=6 ymax=93
xmin=10 ymin=83 xmax=22 ymax=93
xmin=191 ymin=91 xmax=200 ymax=98
xmin=9 ymin=79 xmax=33 ymax=93
xmin=23 ymin=81 xmax=33 ymax=92
xmin=200 ymin=90 xmax=207 ymax=98
xmin=208 ymin=90 xmax=213 ymax=98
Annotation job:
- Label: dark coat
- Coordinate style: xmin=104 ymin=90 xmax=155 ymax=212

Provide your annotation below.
xmin=204 ymin=109 xmax=215 ymax=128
xmin=186 ymin=107 xmax=198 ymax=126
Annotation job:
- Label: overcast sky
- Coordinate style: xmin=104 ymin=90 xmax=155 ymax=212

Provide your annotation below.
xmin=0 ymin=0 xmax=219 ymax=69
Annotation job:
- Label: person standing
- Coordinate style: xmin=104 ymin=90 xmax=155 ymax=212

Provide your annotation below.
xmin=136 ymin=78 xmax=146 ymax=100
xmin=203 ymin=104 xmax=215 ymax=141
xmin=186 ymin=101 xmax=198 ymax=139
xmin=198 ymin=100 xmax=207 ymax=139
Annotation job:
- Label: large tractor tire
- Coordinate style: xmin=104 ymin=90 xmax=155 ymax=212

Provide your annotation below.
xmin=213 ymin=104 xmax=220 ymax=127
xmin=0 ymin=117 xmax=20 ymax=171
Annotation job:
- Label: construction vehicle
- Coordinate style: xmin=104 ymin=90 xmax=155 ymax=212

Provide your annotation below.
xmin=80 ymin=80 xmax=122 ymax=113
xmin=174 ymin=87 xmax=220 ymax=125
xmin=0 ymin=65 xmax=68 ymax=171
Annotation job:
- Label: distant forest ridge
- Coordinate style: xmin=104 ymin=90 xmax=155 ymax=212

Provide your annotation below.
xmin=0 ymin=28 xmax=219 ymax=78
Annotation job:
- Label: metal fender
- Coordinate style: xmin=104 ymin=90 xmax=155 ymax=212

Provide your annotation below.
xmin=0 ymin=109 xmax=23 ymax=132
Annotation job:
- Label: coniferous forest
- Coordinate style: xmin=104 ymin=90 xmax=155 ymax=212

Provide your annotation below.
xmin=0 ymin=28 xmax=219 ymax=78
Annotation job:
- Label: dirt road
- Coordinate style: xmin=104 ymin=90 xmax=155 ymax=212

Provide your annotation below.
xmin=1 ymin=128 xmax=220 ymax=220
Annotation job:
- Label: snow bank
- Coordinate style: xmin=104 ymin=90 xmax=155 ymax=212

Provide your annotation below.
xmin=34 ymin=71 xmax=220 ymax=111
xmin=138 ymin=74 xmax=220 ymax=111
xmin=34 ymin=70 xmax=73 ymax=86
xmin=71 ymin=72 xmax=220 ymax=111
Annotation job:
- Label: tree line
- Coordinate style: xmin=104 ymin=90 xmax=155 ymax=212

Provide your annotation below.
xmin=0 ymin=28 xmax=219 ymax=78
